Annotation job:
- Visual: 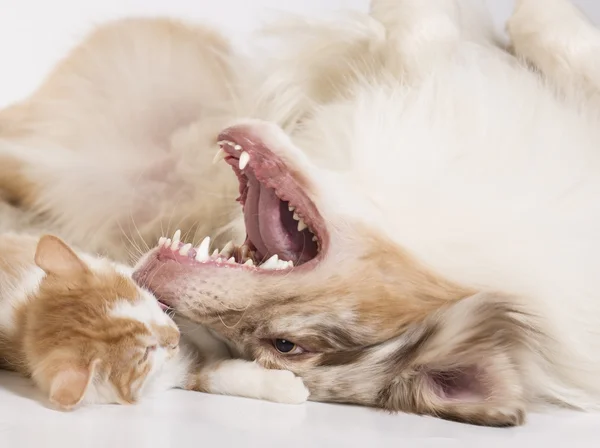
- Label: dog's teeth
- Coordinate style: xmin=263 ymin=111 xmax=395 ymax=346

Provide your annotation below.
xmin=297 ymin=219 xmax=308 ymax=232
xmin=222 ymin=141 xmax=242 ymax=151
xmin=158 ymin=237 xmax=166 ymax=246
xmin=292 ymin=213 xmax=300 ymax=221
xmin=289 ymin=205 xmax=295 ymax=212
xmin=239 ymin=245 xmax=249 ymax=261
xmin=164 ymin=238 xmax=172 ymax=248
xmin=212 ymin=249 xmax=219 ymax=257
xmin=261 ymin=254 xmax=279 ymax=270
xmin=239 ymin=151 xmax=250 ymax=170
xmin=312 ymin=235 xmax=318 ymax=242
xmin=170 ymin=229 xmax=181 ymax=249
xmin=226 ymin=257 xmax=236 ymax=264
xmin=287 ymin=260 xmax=294 ymax=268
xmin=276 ymin=259 xmax=289 ymax=269
xmin=213 ymin=148 xmax=226 ymax=164
xmin=179 ymin=243 xmax=192 ymax=256
xmin=244 ymin=259 xmax=254 ymax=267
xmin=195 ymin=237 xmax=211 ymax=261
xmin=220 ymin=241 xmax=234 ymax=257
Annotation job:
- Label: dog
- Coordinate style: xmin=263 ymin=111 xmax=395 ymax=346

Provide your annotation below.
xmin=2 ymin=0 xmax=600 ymax=427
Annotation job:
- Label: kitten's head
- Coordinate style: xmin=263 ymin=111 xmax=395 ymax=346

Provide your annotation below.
xmin=26 ymin=235 xmax=181 ymax=411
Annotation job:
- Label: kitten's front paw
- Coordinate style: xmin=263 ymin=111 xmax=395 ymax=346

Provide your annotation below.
xmin=260 ymin=369 xmax=310 ymax=404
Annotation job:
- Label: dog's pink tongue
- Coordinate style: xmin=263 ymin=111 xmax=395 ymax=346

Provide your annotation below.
xmin=258 ymin=184 xmax=304 ymax=261
xmin=244 ymin=173 xmax=269 ymax=257
xmin=243 ymin=171 xmax=304 ymax=262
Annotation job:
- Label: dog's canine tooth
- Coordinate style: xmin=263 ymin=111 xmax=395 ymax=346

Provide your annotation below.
xmin=239 ymin=151 xmax=250 ymax=170
xmin=213 ymin=148 xmax=226 ymax=164
xmin=261 ymin=254 xmax=279 ymax=269
xmin=179 ymin=243 xmax=192 ymax=256
xmin=195 ymin=236 xmax=211 ymax=261
xmin=297 ymin=219 xmax=308 ymax=232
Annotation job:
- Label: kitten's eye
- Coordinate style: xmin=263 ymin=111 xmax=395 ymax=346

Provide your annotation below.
xmin=140 ymin=345 xmax=157 ymax=363
xmin=273 ymin=339 xmax=304 ymax=355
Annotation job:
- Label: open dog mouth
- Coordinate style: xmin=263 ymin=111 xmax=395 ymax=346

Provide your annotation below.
xmin=153 ymin=127 xmax=327 ymax=273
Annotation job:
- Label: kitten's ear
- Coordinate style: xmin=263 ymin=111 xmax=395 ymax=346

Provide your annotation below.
xmin=35 ymin=235 xmax=90 ymax=279
xmin=49 ymin=359 xmax=100 ymax=411
xmin=378 ymin=293 xmax=534 ymax=427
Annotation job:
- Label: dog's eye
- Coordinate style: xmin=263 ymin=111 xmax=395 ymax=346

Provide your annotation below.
xmin=273 ymin=339 xmax=304 ymax=355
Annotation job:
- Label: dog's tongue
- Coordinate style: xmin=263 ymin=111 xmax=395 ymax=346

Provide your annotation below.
xmin=244 ymin=172 xmax=304 ymax=261
xmin=244 ymin=173 xmax=268 ymax=256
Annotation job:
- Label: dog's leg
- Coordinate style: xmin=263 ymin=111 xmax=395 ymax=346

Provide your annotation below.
xmin=0 ymin=18 xmax=243 ymax=262
xmin=508 ymin=0 xmax=600 ymax=96
xmin=370 ymin=0 xmax=461 ymax=80
xmin=370 ymin=0 xmax=499 ymax=81
xmin=185 ymin=359 xmax=309 ymax=404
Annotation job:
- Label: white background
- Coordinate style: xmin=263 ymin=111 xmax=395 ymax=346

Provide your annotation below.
xmin=0 ymin=0 xmax=599 ymax=107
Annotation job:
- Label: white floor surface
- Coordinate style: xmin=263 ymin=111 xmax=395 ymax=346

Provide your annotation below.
xmin=2 ymin=370 xmax=600 ymax=447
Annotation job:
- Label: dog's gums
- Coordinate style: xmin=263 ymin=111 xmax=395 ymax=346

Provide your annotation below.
xmin=152 ymin=127 xmax=328 ymax=275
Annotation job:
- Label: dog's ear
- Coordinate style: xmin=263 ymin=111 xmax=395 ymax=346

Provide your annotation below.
xmin=377 ymin=293 xmax=535 ymax=427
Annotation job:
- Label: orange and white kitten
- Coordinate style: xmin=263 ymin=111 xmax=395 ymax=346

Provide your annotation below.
xmin=0 ymin=233 xmax=308 ymax=410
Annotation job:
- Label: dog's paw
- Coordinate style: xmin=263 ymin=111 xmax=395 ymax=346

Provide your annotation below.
xmin=260 ymin=369 xmax=310 ymax=404
xmin=481 ymin=406 xmax=526 ymax=427
xmin=438 ymin=403 xmax=527 ymax=427
xmin=508 ymin=0 xmax=590 ymax=50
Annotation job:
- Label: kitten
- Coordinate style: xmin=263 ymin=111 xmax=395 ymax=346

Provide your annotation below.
xmin=0 ymin=233 xmax=308 ymax=410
